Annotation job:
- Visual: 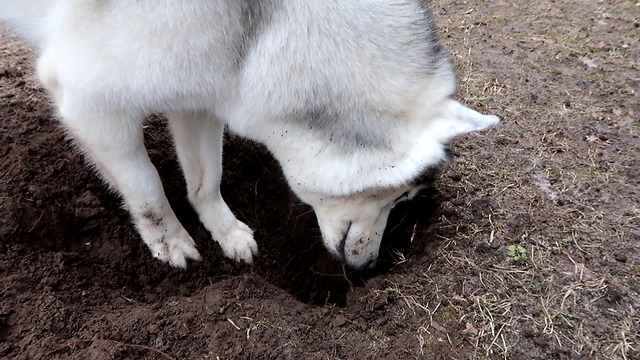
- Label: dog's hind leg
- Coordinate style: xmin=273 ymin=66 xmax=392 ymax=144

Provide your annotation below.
xmin=167 ymin=111 xmax=258 ymax=264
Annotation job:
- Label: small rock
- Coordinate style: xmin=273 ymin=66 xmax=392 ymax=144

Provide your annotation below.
xmin=147 ymin=324 xmax=159 ymax=334
xmin=331 ymin=315 xmax=347 ymax=327
xmin=475 ymin=241 xmax=498 ymax=253
xmin=613 ymin=252 xmax=627 ymax=263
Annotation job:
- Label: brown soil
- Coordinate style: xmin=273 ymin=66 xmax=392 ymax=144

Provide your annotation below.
xmin=1 ymin=1 xmax=638 ymax=359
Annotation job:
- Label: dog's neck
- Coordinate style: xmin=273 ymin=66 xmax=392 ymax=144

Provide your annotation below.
xmin=226 ymin=97 xmax=498 ymax=198
xmin=251 ymin=117 xmax=448 ymax=197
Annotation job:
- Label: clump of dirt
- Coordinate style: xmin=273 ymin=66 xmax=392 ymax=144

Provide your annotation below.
xmin=1 ymin=0 xmax=639 ymax=359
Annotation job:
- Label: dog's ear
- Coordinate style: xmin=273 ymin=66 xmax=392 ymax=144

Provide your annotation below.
xmin=428 ymin=99 xmax=500 ymax=143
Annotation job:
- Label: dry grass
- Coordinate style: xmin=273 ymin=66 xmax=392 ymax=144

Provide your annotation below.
xmin=368 ymin=0 xmax=640 ymax=358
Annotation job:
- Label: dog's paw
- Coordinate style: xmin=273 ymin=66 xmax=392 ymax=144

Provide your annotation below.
xmin=148 ymin=228 xmax=202 ymax=268
xmin=216 ymin=220 xmax=258 ymax=264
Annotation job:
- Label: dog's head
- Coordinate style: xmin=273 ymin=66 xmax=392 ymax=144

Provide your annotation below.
xmin=297 ymin=175 xmax=434 ymax=269
xmin=270 ymin=99 xmax=499 ymax=269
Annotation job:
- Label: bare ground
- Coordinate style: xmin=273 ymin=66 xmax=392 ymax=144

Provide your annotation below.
xmin=0 ymin=1 xmax=638 ymax=359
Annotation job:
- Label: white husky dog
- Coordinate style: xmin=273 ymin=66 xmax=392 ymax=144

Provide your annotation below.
xmin=0 ymin=0 xmax=499 ymax=269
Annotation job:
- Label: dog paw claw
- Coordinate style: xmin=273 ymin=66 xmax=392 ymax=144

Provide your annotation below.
xmin=148 ymin=228 xmax=202 ymax=269
xmin=217 ymin=221 xmax=258 ymax=264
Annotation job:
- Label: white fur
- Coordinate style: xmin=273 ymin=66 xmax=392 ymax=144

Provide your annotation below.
xmin=0 ymin=0 xmax=499 ymax=269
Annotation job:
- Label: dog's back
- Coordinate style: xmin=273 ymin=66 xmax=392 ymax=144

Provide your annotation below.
xmin=0 ymin=0 xmax=455 ymax=126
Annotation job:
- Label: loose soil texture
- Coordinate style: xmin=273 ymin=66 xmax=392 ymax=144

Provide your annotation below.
xmin=1 ymin=1 xmax=639 ymax=359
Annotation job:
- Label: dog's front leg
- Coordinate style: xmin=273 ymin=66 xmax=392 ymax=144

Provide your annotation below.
xmin=55 ymin=107 xmax=202 ymax=268
xmin=168 ymin=111 xmax=257 ymax=264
